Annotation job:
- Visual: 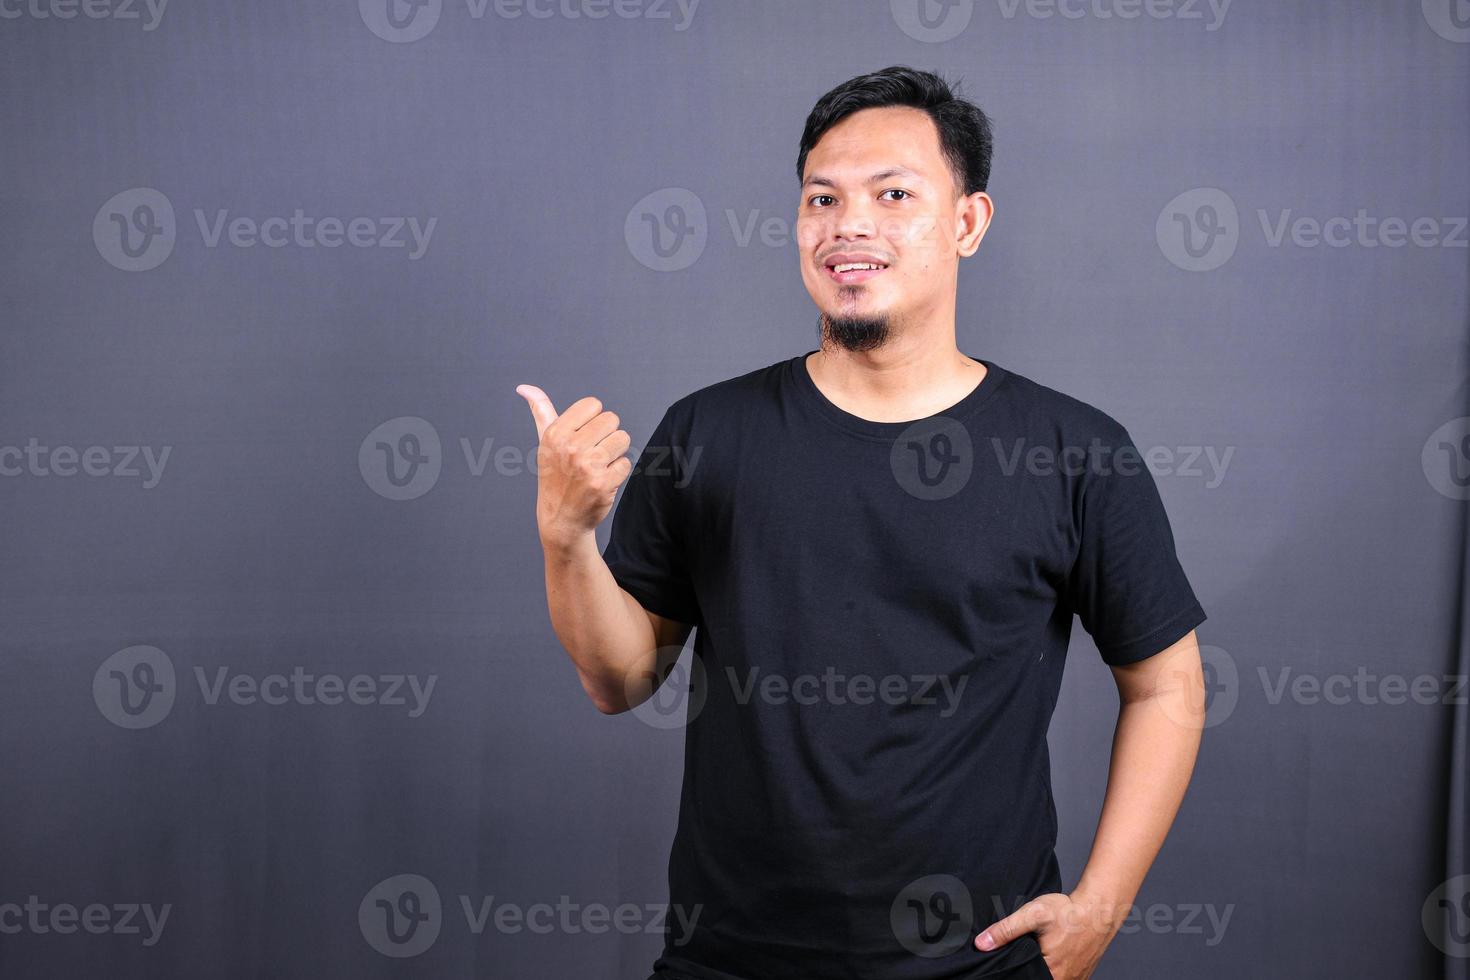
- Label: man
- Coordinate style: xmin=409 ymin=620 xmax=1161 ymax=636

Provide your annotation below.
xmin=517 ymin=66 xmax=1207 ymax=980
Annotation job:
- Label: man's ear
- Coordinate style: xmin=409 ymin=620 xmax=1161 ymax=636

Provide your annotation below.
xmin=956 ymin=191 xmax=994 ymax=257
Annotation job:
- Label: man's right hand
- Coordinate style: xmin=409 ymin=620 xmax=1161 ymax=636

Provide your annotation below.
xmin=515 ymin=385 xmax=633 ymax=548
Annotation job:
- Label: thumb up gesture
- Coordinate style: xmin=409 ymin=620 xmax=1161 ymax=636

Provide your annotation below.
xmin=516 ymin=385 xmax=634 ymax=548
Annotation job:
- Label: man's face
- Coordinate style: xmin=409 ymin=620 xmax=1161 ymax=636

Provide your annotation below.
xmin=796 ymin=106 xmax=988 ymax=350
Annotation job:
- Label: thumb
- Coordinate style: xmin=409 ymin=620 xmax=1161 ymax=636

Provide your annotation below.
xmin=515 ymin=384 xmax=559 ymax=439
xmin=976 ymin=901 xmax=1045 ymax=952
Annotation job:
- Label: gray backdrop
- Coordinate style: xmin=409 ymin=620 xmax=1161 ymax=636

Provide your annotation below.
xmin=2 ymin=1 xmax=1468 ymax=977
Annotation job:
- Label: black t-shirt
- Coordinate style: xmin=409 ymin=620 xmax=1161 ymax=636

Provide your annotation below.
xmin=601 ymin=351 xmax=1206 ymax=980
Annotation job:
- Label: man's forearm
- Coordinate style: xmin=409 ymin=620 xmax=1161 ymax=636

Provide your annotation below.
xmin=1072 ymin=638 xmax=1206 ymax=931
xmin=515 ymin=385 xmax=667 ymax=714
xmin=542 ymin=532 xmax=662 ymax=713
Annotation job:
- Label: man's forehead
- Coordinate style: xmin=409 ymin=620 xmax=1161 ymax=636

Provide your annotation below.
xmin=801 ymin=165 xmax=928 ymax=189
xmin=802 ymin=109 xmax=945 ymax=187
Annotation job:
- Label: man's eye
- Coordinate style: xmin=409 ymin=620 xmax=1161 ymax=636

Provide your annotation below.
xmin=810 ymin=195 xmax=835 ymax=208
xmin=881 ymin=189 xmax=910 ymax=202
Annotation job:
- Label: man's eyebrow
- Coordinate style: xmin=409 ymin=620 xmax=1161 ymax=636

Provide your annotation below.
xmin=802 ymin=167 xmax=922 ymax=189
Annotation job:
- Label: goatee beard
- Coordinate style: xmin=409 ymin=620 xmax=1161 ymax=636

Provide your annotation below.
xmin=818 ymin=306 xmax=891 ymax=353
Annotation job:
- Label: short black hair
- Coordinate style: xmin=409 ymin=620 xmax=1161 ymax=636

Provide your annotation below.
xmin=796 ymin=65 xmax=994 ymax=197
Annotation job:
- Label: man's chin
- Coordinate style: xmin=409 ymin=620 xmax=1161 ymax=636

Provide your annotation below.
xmin=817 ymin=309 xmax=892 ymax=353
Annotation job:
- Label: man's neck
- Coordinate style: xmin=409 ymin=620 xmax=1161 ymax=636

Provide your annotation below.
xmin=807 ymin=329 xmax=986 ymax=424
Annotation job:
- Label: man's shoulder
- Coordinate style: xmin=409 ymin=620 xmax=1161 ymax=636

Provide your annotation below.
xmin=661 ymin=354 xmax=794 ymax=426
xmin=992 ymin=362 xmax=1134 ymax=444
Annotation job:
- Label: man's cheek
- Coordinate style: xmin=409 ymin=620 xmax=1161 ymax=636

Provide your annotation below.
xmin=796 ymin=219 xmax=828 ymax=251
xmin=903 ymin=215 xmax=943 ymax=251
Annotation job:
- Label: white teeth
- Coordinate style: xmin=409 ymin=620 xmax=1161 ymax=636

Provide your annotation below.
xmin=832 ymin=262 xmax=883 ymax=273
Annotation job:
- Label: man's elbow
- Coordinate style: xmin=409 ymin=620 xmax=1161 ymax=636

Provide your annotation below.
xmin=588 ymin=692 xmax=632 ymax=715
xmin=578 ymin=671 xmax=633 ymax=715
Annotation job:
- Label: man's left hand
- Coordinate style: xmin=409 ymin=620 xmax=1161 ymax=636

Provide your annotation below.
xmin=974 ymin=891 xmax=1121 ymax=980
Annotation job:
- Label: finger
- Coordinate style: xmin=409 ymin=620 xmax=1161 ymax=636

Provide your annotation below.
xmin=544 ymin=395 xmax=601 ymax=439
xmin=590 ymin=428 xmax=632 ymax=465
xmin=605 ymin=455 xmax=633 ymax=489
xmin=515 ymin=385 xmax=559 ymax=440
xmin=976 ymin=902 xmax=1045 ymax=951
xmin=575 ymin=410 xmax=621 ymax=447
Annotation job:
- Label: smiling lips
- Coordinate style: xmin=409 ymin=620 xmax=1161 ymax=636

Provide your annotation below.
xmin=823 ymin=252 xmax=889 ymax=284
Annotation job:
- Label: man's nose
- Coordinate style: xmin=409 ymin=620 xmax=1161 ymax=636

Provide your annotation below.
xmin=833 ymin=199 xmax=878 ymax=240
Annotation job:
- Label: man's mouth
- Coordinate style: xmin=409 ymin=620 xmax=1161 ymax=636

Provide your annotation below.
xmin=823 ymin=258 xmax=889 ymax=284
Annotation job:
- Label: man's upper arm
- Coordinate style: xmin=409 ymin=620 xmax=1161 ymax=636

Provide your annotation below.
xmin=1068 ymin=422 xmax=1206 ymax=667
xmin=645 ymin=606 xmax=693 ymax=652
xmin=601 ymin=404 xmax=704 ymax=629
xmin=1110 ymin=628 xmax=1202 ymax=706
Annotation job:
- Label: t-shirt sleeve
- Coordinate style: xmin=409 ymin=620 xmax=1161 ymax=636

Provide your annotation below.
xmin=600 ymin=405 xmax=701 ymax=627
xmin=1066 ymin=425 xmax=1206 ymax=665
